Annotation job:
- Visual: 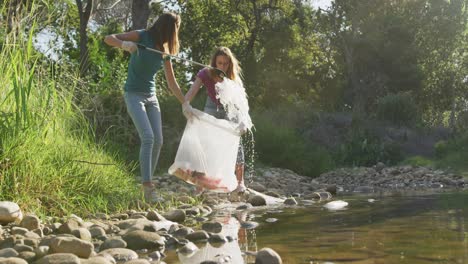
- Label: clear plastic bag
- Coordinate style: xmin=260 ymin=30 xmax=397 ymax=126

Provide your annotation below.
xmin=168 ymin=109 xmax=240 ymax=192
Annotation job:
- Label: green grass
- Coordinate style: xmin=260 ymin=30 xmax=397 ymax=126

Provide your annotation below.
xmin=400 ymin=155 xmax=435 ymax=167
xmin=0 ymin=0 xmax=142 ymax=217
xmin=401 ymin=153 xmax=468 ymax=178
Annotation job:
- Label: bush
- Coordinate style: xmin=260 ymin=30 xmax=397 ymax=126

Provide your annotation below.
xmin=253 ymin=115 xmax=334 ymax=177
xmin=336 ymin=128 xmax=404 ymax=166
xmin=434 ymin=132 xmax=468 ymax=171
xmin=401 ymin=156 xmax=434 ymax=167
xmin=434 ymin=140 xmax=448 ymax=159
xmin=376 ymin=92 xmax=418 ymax=126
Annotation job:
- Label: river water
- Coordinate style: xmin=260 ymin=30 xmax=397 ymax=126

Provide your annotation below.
xmin=164 ymin=191 xmax=468 ymax=263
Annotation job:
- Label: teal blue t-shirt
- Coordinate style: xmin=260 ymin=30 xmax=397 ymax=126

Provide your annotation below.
xmin=124 ymin=30 xmax=163 ymax=93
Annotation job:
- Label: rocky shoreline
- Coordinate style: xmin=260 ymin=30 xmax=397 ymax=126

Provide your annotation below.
xmin=0 ymin=165 xmax=466 ymax=264
xmin=157 ymin=163 xmax=467 ymax=199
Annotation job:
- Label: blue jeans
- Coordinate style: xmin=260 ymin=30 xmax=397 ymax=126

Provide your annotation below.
xmin=124 ymin=92 xmax=163 ymax=183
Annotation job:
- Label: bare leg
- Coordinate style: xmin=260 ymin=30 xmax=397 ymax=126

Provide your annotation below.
xmin=235 ymin=163 xmax=246 ymax=192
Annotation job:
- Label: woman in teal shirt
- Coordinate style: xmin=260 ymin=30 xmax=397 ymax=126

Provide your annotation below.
xmin=104 ymin=12 xmax=195 ymax=202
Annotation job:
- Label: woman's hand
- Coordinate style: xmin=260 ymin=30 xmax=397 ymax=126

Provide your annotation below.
xmin=182 ymin=101 xmax=197 ymax=120
xmin=161 ymin=52 xmax=172 ymax=61
xmin=121 ymin=41 xmax=137 ymax=53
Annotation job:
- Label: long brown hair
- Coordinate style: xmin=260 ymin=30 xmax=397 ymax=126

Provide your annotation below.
xmin=210 ymin=47 xmax=243 ymax=84
xmin=148 ymin=12 xmax=181 ymax=55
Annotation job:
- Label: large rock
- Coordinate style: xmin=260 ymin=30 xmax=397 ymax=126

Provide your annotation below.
xmin=48 ymin=237 xmax=94 ymax=258
xmin=0 ymin=248 xmax=18 ymax=258
xmin=12 ymin=244 xmax=33 ymax=253
xmin=146 ymin=210 xmax=165 ymax=221
xmin=283 ymin=197 xmax=297 ymax=205
xmin=185 ymin=230 xmax=209 ymax=242
xmin=17 ymin=251 xmax=35 ymax=262
xmin=20 ymin=214 xmax=41 ymax=231
xmin=249 ymin=183 xmax=267 ymax=192
xmin=122 ymin=230 xmax=164 ymax=250
xmin=88 ymin=226 xmax=106 ymax=238
xmin=0 ymin=257 xmax=28 ymax=264
xmin=255 ymin=248 xmax=282 ymax=264
xmin=81 ymin=256 xmax=115 ymax=264
xmin=171 ymin=227 xmax=193 ymax=238
xmin=36 ymin=253 xmax=81 ymax=264
xmin=34 ymin=246 xmax=49 ymax=259
xmin=100 ymin=237 xmax=127 ymax=251
xmin=201 ymin=222 xmax=222 ymax=233
xmin=177 ymin=242 xmax=198 ymax=256
xmin=71 ymin=228 xmax=92 ymax=241
xmin=116 ymin=219 xmax=158 ymax=232
xmin=57 ymin=219 xmax=81 ymax=234
xmin=247 ymin=195 xmax=266 ymax=206
xmin=98 ymin=248 xmax=138 ymax=262
xmin=163 ymin=209 xmax=186 ymax=223
xmin=0 ymin=202 xmax=22 ymax=224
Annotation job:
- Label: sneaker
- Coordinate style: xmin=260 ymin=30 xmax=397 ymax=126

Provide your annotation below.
xmin=143 ymin=185 xmax=165 ymax=203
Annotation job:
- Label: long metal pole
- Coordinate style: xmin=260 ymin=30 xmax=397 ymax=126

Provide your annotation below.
xmin=136 ymin=44 xmax=226 ymax=78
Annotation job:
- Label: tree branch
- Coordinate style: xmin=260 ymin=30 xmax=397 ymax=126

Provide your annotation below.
xmin=96 ymin=0 xmax=122 ymax=11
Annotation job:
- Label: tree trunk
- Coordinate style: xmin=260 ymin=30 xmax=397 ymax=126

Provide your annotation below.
xmin=342 ymin=39 xmax=361 ymax=111
xmin=76 ymin=0 xmax=93 ymax=76
xmin=131 ymin=0 xmax=151 ymax=30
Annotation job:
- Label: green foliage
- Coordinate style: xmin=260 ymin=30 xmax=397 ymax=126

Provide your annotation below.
xmin=0 ymin=131 xmax=140 ymax=216
xmin=253 ymin=113 xmax=333 ymax=177
xmin=3 ymin=0 xmax=468 ymax=216
xmin=336 ymin=128 xmax=404 ymax=167
xmin=178 ymin=1 xmax=332 ymax=108
xmin=320 ymin=0 xmax=467 ymax=119
xmin=0 ymin=0 xmax=141 ymax=216
xmin=434 ymin=140 xmax=448 ymax=159
xmin=401 ymin=156 xmax=434 ymax=167
xmin=84 ymin=22 xmax=128 ymax=93
xmin=433 ymin=132 xmax=468 ymax=172
xmin=179 ymin=0 xmax=246 ymax=66
xmin=376 ymin=92 xmax=419 ymax=126
xmin=157 ymin=95 xmax=186 ymax=171
xmin=415 ymin=0 xmax=468 ymax=125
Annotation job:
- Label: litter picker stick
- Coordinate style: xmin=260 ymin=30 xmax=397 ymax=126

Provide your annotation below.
xmin=136 ymin=44 xmax=227 ymax=78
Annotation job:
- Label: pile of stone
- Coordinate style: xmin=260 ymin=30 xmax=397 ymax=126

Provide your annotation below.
xmin=315 ymin=163 xmax=466 ymax=193
xmin=0 ymin=201 xmax=283 ymax=264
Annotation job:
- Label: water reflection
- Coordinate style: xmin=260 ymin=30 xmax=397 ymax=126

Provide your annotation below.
xmin=177 ymin=211 xmax=257 ymax=264
xmin=254 ymin=191 xmax=468 ymax=263
xmin=166 ymin=192 xmax=468 ymax=263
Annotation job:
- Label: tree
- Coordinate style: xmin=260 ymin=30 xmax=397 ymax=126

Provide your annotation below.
xmin=76 ymin=0 xmax=94 ymax=76
xmin=177 ymin=0 xmax=330 ymax=108
xmin=131 ymin=0 xmax=150 ymax=30
xmin=412 ymin=0 xmax=468 ymax=126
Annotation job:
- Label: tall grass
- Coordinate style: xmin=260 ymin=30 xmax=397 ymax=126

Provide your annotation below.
xmin=0 ymin=1 xmax=140 ymax=216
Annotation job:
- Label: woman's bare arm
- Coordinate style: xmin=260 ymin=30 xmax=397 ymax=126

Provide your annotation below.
xmin=104 ymin=31 xmax=140 ymax=48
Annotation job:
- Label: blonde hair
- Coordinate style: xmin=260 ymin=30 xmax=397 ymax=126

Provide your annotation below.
xmin=148 ymin=12 xmax=181 ymax=55
xmin=210 ymin=47 xmax=243 ymax=84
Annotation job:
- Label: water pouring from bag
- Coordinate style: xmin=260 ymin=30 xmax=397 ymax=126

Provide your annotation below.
xmin=215 ymin=78 xmax=257 ymax=185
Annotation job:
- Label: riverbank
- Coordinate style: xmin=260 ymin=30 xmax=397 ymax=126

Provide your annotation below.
xmin=156 ymin=163 xmax=466 ymax=200
xmin=0 ymin=164 xmax=466 ymax=263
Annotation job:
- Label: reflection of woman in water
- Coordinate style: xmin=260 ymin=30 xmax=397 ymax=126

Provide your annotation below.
xmin=178 ymin=211 xmax=251 ymax=263
xmin=236 ymin=211 xmax=257 ymax=264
